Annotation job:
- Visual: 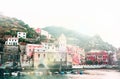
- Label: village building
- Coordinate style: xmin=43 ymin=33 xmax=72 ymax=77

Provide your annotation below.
xmin=33 ymin=47 xmax=46 ymax=69
xmin=26 ymin=44 xmax=43 ymax=57
xmin=56 ymin=34 xmax=67 ymax=64
xmin=108 ymin=51 xmax=117 ymax=65
xmin=3 ymin=45 xmax=19 ymax=62
xmin=17 ymin=32 xmax=26 ymax=39
xmin=32 ymin=42 xmax=62 ymax=69
xmin=67 ymin=45 xmax=85 ymax=65
xmin=5 ymin=37 xmax=19 ymax=45
xmin=86 ymin=50 xmax=109 ymax=64
xmin=35 ymin=28 xmax=41 ymax=34
xmin=41 ymin=30 xmax=51 ymax=39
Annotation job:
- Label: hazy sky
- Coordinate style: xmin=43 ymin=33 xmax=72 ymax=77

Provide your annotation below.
xmin=0 ymin=0 xmax=120 ymax=48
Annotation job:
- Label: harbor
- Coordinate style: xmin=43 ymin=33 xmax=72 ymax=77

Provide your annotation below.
xmin=0 ymin=69 xmax=120 ymax=79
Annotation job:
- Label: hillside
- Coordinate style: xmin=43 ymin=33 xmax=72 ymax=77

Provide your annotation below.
xmin=0 ymin=15 xmax=117 ymax=52
xmin=0 ymin=15 xmax=37 ymax=38
xmin=43 ymin=26 xmax=117 ymax=52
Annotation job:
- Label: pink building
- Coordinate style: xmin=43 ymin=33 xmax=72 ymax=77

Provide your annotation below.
xmin=35 ymin=28 xmax=51 ymax=39
xmin=86 ymin=50 xmax=109 ymax=64
xmin=33 ymin=48 xmax=46 ymax=69
xmin=66 ymin=45 xmax=85 ymax=65
xmin=35 ymin=28 xmax=41 ymax=34
xmin=26 ymin=44 xmax=43 ymax=57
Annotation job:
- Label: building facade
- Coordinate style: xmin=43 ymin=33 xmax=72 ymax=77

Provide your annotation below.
xmin=41 ymin=30 xmax=51 ymax=39
xmin=17 ymin=32 xmax=26 ymax=39
xmin=35 ymin=28 xmax=41 ymax=34
xmin=86 ymin=50 xmax=109 ymax=64
xmin=26 ymin=44 xmax=43 ymax=57
xmin=5 ymin=37 xmax=18 ymax=45
xmin=66 ymin=45 xmax=85 ymax=65
xmin=33 ymin=48 xmax=47 ymax=69
xmin=3 ymin=45 xmax=19 ymax=63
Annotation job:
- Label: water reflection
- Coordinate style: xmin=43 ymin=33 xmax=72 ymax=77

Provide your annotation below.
xmin=0 ymin=75 xmax=68 ymax=79
xmin=0 ymin=70 xmax=120 ymax=79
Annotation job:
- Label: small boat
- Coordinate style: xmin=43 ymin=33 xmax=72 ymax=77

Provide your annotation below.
xmin=60 ymin=71 xmax=65 ymax=75
xmin=11 ymin=71 xmax=20 ymax=76
xmin=54 ymin=71 xmax=59 ymax=74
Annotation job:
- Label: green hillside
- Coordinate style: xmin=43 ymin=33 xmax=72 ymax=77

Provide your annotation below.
xmin=0 ymin=15 xmax=116 ymax=52
xmin=0 ymin=15 xmax=37 ymax=38
xmin=43 ymin=26 xmax=116 ymax=52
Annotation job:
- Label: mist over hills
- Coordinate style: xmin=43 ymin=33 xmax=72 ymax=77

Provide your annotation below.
xmin=43 ymin=26 xmax=116 ymax=52
xmin=0 ymin=15 xmax=116 ymax=52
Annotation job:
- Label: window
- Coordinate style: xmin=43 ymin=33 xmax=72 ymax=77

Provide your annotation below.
xmin=98 ymin=55 xmax=102 ymax=58
xmin=38 ymin=54 xmax=40 ymax=58
xmin=43 ymin=54 xmax=45 ymax=58
xmin=29 ymin=49 xmax=31 ymax=52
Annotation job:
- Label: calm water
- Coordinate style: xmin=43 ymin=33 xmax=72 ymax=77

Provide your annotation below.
xmin=0 ymin=75 xmax=68 ymax=79
xmin=0 ymin=70 xmax=120 ymax=79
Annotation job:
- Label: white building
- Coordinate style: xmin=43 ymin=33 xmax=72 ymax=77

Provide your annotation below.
xmin=5 ymin=37 xmax=19 ymax=45
xmin=58 ymin=34 xmax=67 ymax=52
xmin=41 ymin=43 xmax=57 ymax=52
xmin=17 ymin=32 xmax=26 ymax=39
xmin=41 ymin=30 xmax=51 ymax=39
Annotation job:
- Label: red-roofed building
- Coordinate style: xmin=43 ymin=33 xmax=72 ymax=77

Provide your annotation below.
xmin=86 ymin=50 xmax=109 ymax=64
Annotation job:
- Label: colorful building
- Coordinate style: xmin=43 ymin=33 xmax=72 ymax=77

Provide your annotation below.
xmin=33 ymin=48 xmax=47 ymax=69
xmin=86 ymin=50 xmax=109 ymax=64
xmin=26 ymin=44 xmax=43 ymax=57
xmin=66 ymin=45 xmax=85 ymax=65
xmin=35 ymin=28 xmax=41 ymax=34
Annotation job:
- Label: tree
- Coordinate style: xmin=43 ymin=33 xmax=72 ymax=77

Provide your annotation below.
xmin=4 ymin=31 xmax=11 ymax=35
xmin=27 ymin=28 xmax=37 ymax=38
xmin=86 ymin=60 xmax=93 ymax=65
xmin=19 ymin=38 xmax=26 ymax=42
xmin=40 ymin=35 xmax=47 ymax=42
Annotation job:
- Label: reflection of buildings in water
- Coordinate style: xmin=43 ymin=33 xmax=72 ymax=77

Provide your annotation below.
xmin=0 ymin=53 xmax=1 ymax=64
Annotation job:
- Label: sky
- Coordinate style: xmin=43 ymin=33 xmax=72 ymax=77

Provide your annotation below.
xmin=0 ymin=0 xmax=120 ymax=48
